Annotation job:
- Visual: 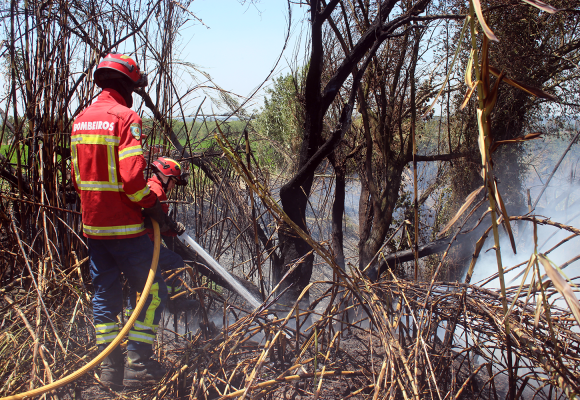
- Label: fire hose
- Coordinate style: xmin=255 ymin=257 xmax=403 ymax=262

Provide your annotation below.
xmin=0 ymin=219 xmax=162 ymax=400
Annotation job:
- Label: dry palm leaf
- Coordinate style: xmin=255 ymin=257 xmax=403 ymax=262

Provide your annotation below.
xmin=481 ymin=36 xmax=491 ymax=99
xmin=505 ymin=255 xmax=534 ymax=321
xmin=534 ymin=290 xmax=544 ymax=329
xmin=488 ymin=66 xmax=559 ymax=101
xmin=472 ymin=0 xmax=499 ymax=42
xmin=464 ymin=225 xmax=492 ymax=284
xmin=493 ymin=179 xmax=516 ymax=254
xmin=437 ymin=185 xmax=485 ymax=238
xmin=521 ymin=0 xmax=560 ymax=14
xmin=483 ymin=69 xmax=505 ymax=118
xmin=465 ymin=49 xmax=475 ymax=88
xmin=461 ymin=49 xmax=478 ymax=110
xmin=538 ymin=254 xmax=580 ymax=327
xmin=477 ymin=109 xmax=488 ymax=166
xmin=490 ymin=133 xmax=543 ymax=153
xmin=460 ymin=81 xmax=479 ymax=110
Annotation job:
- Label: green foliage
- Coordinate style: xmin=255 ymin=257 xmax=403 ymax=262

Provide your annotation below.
xmin=253 ymin=69 xmax=305 ymax=169
xmin=1 ymin=144 xmax=28 ymax=165
xmin=141 ymin=118 xmax=247 ymax=150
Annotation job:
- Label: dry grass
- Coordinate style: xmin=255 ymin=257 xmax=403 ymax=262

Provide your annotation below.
xmin=2 ymin=246 xmax=579 ymax=399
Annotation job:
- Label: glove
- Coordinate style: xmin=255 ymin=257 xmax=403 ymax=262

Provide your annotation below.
xmin=142 ymin=199 xmax=170 ymax=232
xmin=168 ymin=219 xmax=186 ymax=235
xmin=64 ymin=191 xmax=78 ymax=204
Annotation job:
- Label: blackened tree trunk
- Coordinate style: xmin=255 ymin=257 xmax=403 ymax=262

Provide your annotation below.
xmin=329 ymin=154 xmax=346 ymax=270
xmin=273 ymin=0 xmax=432 ymax=301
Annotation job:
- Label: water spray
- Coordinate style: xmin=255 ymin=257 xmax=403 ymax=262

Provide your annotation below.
xmin=178 ymin=232 xmax=262 ymax=310
xmin=178 ymin=233 xmax=300 ymax=342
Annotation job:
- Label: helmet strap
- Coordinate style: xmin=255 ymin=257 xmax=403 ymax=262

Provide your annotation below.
xmin=155 ymin=171 xmax=171 ymax=193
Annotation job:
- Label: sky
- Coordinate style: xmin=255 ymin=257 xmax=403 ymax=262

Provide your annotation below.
xmin=0 ymin=0 xmax=307 ymax=123
xmin=174 ymin=0 xmax=308 ymax=115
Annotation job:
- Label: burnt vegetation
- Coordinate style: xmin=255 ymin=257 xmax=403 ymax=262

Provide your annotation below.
xmin=1 ymin=0 xmax=580 ymax=399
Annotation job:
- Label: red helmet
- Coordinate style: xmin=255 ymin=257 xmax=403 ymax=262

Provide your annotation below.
xmin=94 ymin=53 xmax=148 ymax=88
xmin=152 ymin=157 xmax=188 ymax=185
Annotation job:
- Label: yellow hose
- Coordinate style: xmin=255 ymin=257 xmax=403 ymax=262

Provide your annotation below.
xmin=1 ymin=219 xmax=162 ymax=400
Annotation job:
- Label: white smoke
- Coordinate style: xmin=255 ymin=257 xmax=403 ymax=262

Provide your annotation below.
xmin=468 ymin=135 xmax=580 ymax=303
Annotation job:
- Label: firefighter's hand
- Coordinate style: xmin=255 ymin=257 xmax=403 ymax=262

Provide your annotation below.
xmin=64 ymin=191 xmax=78 ymax=204
xmin=174 ymin=222 xmax=186 ymax=235
xmin=142 ymin=199 xmax=170 ymax=232
xmin=168 ymin=219 xmax=186 ymax=235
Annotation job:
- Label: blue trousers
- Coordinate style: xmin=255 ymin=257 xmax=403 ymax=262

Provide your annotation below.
xmin=157 ymin=235 xmax=187 ymax=295
xmin=125 ymin=243 xmax=185 ymax=317
xmin=88 ymin=235 xmax=181 ymax=352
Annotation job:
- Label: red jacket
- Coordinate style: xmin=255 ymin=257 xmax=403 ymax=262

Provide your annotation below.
xmin=145 ymin=175 xmax=178 ymax=241
xmin=71 ymin=89 xmax=157 ymax=239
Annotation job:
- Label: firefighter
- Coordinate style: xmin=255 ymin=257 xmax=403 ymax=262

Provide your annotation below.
xmin=142 ymin=156 xmax=199 ymax=313
xmin=71 ymin=52 xmax=181 ymax=389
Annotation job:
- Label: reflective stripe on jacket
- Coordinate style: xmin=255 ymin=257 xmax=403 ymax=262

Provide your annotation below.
xmin=71 ymin=89 xmax=157 ymax=239
xmin=146 ymin=175 xmax=178 ymax=241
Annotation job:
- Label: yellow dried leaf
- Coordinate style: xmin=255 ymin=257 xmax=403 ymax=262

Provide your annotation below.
xmin=538 ymin=254 xmax=580 ymax=327
xmin=437 ymin=185 xmax=484 ymax=238
xmin=472 ymin=0 xmax=499 ymax=42
xmin=488 ymin=66 xmax=558 ymax=101
xmin=477 ymin=109 xmax=487 ymax=166
xmin=534 ymin=291 xmax=544 ymax=329
xmin=460 ymin=81 xmax=479 ymax=110
xmin=481 ymin=36 xmax=490 ymax=98
xmin=521 ymin=0 xmax=560 ymax=14
xmin=494 ymin=179 xmax=516 ymax=254
xmin=465 ymin=227 xmax=491 ymax=284
xmin=490 ymin=132 xmax=543 ymax=153
xmin=506 ymin=256 xmax=534 ymax=320
xmin=484 ymin=70 xmax=505 ymax=118
xmin=466 ymin=49 xmax=475 ymax=88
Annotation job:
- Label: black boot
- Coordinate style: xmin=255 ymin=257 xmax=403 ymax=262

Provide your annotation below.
xmin=167 ymin=296 xmax=200 ymax=314
xmin=123 ymin=346 xmax=166 ymax=387
xmin=98 ymin=344 xmax=124 ymax=391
